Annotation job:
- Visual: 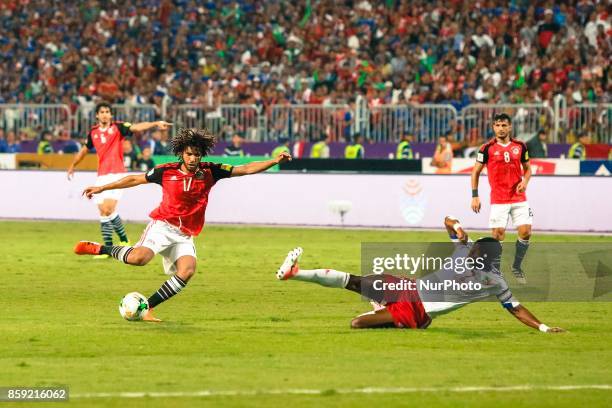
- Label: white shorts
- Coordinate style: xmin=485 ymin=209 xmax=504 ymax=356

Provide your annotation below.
xmin=93 ymin=173 xmax=127 ymax=204
xmin=135 ymin=220 xmax=197 ymax=275
xmin=489 ymin=201 xmax=533 ymax=229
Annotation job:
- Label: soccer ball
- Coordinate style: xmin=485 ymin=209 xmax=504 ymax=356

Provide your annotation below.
xmin=119 ymin=292 xmax=149 ymax=321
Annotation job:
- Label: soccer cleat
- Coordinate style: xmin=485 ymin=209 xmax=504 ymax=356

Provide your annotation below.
xmin=119 ymin=241 xmax=131 ymax=246
xmin=511 ymin=268 xmax=527 ymax=285
xmin=277 ymin=247 xmax=303 ymax=280
xmin=141 ymin=309 xmax=162 ymax=322
xmin=74 ymin=241 xmax=102 ymax=256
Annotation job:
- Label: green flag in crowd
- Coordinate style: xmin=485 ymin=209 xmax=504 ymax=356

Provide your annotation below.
xmin=299 ymin=0 xmax=312 ymax=28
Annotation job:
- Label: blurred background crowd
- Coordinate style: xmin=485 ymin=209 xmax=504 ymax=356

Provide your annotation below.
xmin=0 ymin=0 xmax=610 ymax=158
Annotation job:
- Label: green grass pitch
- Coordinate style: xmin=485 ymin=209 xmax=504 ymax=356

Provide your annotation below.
xmin=1 ymin=221 xmax=611 ymax=407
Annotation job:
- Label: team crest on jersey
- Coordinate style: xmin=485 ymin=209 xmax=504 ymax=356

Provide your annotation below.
xmin=194 ymin=170 xmax=204 ymax=179
xmin=108 ymin=127 xmax=115 ymax=135
xmin=512 ymin=147 xmax=519 ymax=155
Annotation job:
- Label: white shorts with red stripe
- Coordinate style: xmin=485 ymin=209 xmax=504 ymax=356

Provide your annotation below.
xmin=136 ymin=220 xmax=196 ymax=275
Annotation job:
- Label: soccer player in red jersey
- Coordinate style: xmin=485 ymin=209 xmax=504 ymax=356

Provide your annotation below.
xmin=67 ymin=102 xmax=172 ymax=257
xmin=73 ymin=128 xmax=291 ymax=321
xmin=471 ymin=113 xmax=533 ymax=284
xmin=276 ymin=216 xmax=563 ymax=333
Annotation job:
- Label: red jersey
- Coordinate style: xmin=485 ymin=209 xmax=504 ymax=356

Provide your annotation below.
xmin=86 ymin=121 xmax=132 ymax=175
xmin=145 ymin=161 xmax=233 ymax=236
xmin=477 ymin=139 xmax=529 ymax=204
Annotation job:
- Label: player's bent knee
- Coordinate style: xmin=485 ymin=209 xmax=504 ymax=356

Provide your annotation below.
xmin=127 ymin=250 xmax=152 ymax=266
xmin=492 ymin=229 xmax=505 ymax=240
xmin=177 ymin=267 xmax=196 ymax=282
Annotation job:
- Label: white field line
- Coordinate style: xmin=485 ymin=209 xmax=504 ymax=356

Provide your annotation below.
xmin=71 ymin=384 xmax=612 ymax=399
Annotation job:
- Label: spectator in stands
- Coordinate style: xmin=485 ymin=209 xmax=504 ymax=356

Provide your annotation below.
xmin=59 ymin=131 xmax=80 ymax=154
xmin=136 ymin=147 xmax=155 ymax=172
xmin=0 ymin=130 xmax=7 ymax=153
xmin=224 ymin=133 xmax=245 ymax=157
xmin=0 ymin=0 xmax=608 ymax=113
xmin=310 ymin=135 xmax=330 ymax=159
xmin=37 ymin=130 xmax=54 ymax=154
xmin=568 ymin=131 xmax=591 ymax=159
xmin=154 ymin=130 xmax=171 ymax=156
xmin=527 ymin=129 xmax=549 ymax=158
xmin=395 ymin=133 xmax=414 ymax=159
xmin=430 ymin=135 xmax=453 ymax=173
xmin=5 ymin=131 xmax=20 ymax=153
xmin=123 ymin=140 xmax=138 ymax=171
xmin=345 ymin=134 xmax=365 ymax=159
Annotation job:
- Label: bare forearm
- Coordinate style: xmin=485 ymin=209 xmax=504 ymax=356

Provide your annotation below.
xmin=129 ymin=121 xmax=159 ymax=132
xmin=234 ymin=158 xmax=279 ymax=176
xmin=471 ymin=166 xmax=482 ymax=190
xmin=523 ymin=164 xmax=532 ymax=185
xmin=100 ymin=175 xmax=147 ymax=192
xmin=71 ymin=147 xmax=88 ymax=167
xmin=510 ymin=305 xmax=541 ymax=330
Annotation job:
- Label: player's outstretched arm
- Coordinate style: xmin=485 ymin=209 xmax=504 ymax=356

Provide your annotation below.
xmin=444 ymin=216 xmax=468 ymax=243
xmin=82 ymin=174 xmax=148 ymax=199
xmin=231 ymin=152 xmax=292 ymax=177
xmin=129 ymin=121 xmax=173 ymax=132
xmin=506 ymin=304 xmax=565 ymax=333
xmin=67 ymin=145 xmax=89 ymax=180
xmin=471 ymin=162 xmax=484 ymax=213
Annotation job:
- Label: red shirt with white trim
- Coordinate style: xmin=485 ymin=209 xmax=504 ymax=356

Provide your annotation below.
xmin=86 ymin=121 xmax=132 ymax=175
xmin=476 ymin=139 xmax=529 ymax=204
xmin=145 ymin=161 xmax=233 ymax=236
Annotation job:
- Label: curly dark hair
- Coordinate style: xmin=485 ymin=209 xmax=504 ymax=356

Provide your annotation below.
xmin=171 ymin=128 xmax=217 ymax=158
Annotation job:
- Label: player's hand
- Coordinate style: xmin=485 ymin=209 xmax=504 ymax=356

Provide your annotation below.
xmin=156 ymin=121 xmax=173 ymax=130
xmin=82 ymin=186 xmax=103 ymax=199
xmin=516 ymin=180 xmax=527 ymax=194
xmin=67 ymin=165 xmax=75 ymax=180
xmin=547 ymin=327 xmax=566 ymax=333
xmin=471 ymin=197 xmax=481 ymax=213
xmin=275 ymin=151 xmax=292 ymax=164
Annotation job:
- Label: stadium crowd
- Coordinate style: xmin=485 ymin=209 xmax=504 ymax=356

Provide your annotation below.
xmin=0 ymin=0 xmax=609 ymax=110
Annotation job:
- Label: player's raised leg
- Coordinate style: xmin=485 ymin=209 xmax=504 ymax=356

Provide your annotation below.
xmin=74 ymin=240 xmax=154 ymax=263
xmin=277 ymin=248 xmax=396 ymax=328
xmin=277 ymin=247 xmax=349 ymax=288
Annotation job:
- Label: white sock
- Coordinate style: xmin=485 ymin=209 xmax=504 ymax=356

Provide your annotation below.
xmin=293 ymin=269 xmax=350 ymax=288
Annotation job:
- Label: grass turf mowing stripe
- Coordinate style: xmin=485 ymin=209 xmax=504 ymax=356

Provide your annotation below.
xmin=71 ymin=385 xmax=612 ymax=399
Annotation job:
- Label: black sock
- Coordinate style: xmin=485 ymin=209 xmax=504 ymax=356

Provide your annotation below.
xmin=491 ymin=241 xmax=503 ymax=271
xmin=100 ymin=220 xmax=113 ymax=246
xmin=513 ymin=239 xmax=530 ymax=270
xmin=346 ymin=274 xmax=386 ymax=303
xmin=110 ymin=213 xmax=128 ymax=242
xmin=100 ymin=245 xmax=134 ymax=263
xmin=148 ymin=275 xmax=187 ymax=308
